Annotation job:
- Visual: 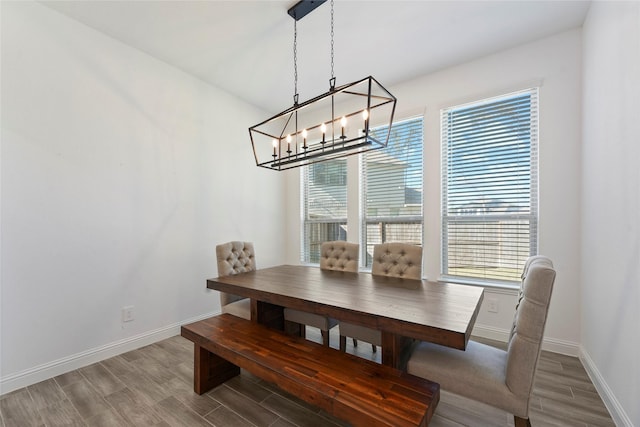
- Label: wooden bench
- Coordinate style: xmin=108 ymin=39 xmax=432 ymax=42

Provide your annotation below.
xmin=181 ymin=314 xmax=440 ymax=427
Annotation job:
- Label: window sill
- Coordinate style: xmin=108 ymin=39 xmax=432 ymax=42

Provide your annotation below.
xmin=437 ymin=275 xmax=520 ymax=293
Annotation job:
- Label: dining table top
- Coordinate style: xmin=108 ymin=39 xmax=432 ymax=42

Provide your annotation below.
xmin=207 ymin=264 xmax=485 ymax=351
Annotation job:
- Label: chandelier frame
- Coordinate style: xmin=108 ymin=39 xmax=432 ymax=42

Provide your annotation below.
xmin=248 ymin=0 xmax=397 ymax=171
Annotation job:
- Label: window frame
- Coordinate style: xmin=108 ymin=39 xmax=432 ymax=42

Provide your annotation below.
xmin=440 ymin=88 xmax=539 ymax=288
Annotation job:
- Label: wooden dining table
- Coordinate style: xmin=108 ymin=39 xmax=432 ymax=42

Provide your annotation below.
xmin=207 ymin=264 xmax=484 ymax=370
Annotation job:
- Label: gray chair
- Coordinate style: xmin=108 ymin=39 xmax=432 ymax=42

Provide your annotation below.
xmin=407 ymin=255 xmax=556 ymax=427
xmin=284 ymin=241 xmax=359 ymax=346
xmin=339 ymin=242 xmax=423 ymax=353
xmin=215 ymin=241 xmax=255 ymax=320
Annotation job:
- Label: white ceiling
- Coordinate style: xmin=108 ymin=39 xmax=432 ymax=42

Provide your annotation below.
xmin=41 ymin=0 xmax=590 ymax=113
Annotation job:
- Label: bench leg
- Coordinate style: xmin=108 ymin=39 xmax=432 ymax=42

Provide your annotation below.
xmin=193 ymin=344 xmax=240 ymax=395
xmin=514 ymin=416 xmax=532 ymax=427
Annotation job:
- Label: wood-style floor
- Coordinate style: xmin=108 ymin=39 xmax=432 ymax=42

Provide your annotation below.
xmin=0 ymin=327 xmax=615 ymax=427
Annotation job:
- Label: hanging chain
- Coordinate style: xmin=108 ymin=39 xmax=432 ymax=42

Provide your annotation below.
xmin=330 ymin=0 xmax=335 ymax=84
xmin=293 ymin=1 xmax=334 ymax=97
xmin=293 ymin=19 xmax=298 ymax=104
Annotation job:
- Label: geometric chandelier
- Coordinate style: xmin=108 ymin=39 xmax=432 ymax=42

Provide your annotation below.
xmin=249 ymin=0 xmax=397 ymax=171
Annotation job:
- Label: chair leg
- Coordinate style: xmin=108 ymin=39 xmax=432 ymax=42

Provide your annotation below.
xmin=353 ymin=338 xmax=358 ymax=347
xmin=339 ymin=335 xmax=347 ymax=352
xmin=321 ymin=330 xmax=330 ymax=347
xmin=514 ymin=416 xmax=531 ymax=427
xmin=372 ymin=344 xmax=377 ymax=353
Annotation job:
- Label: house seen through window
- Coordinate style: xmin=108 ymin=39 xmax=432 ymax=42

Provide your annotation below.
xmin=302 ymin=159 xmax=347 ymax=264
xmin=362 ymin=117 xmax=423 ymax=267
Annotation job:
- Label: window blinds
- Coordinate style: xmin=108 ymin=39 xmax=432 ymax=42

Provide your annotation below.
xmin=362 ymin=117 xmax=424 ymax=268
xmin=301 ymin=159 xmax=348 ymax=263
xmin=441 ymin=89 xmax=538 ymax=284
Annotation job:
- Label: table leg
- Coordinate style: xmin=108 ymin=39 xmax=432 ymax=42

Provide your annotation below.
xmin=253 ymin=299 xmax=286 ymax=330
xmin=381 ymin=332 xmax=415 ymax=370
xmin=251 ymin=299 xmax=303 ymax=337
xmin=284 ymin=319 xmax=305 ymax=338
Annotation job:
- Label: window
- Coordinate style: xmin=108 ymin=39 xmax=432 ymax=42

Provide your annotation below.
xmin=441 ymin=89 xmax=538 ymax=284
xmin=301 ymin=159 xmax=347 ymax=263
xmin=362 ymin=117 xmax=424 ymax=268
xmin=301 ymin=117 xmax=424 ymax=268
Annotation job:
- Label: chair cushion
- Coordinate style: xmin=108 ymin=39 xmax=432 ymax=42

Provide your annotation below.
xmin=283 ymin=308 xmax=338 ymax=331
xmin=216 ymin=241 xmax=256 ymax=306
xmin=407 ymin=340 xmax=528 ymax=417
xmin=339 ymin=322 xmax=382 ymax=346
xmin=216 ymin=241 xmax=256 ymax=276
xmin=221 ymin=298 xmax=251 ymax=320
xmin=505 ymin=256 xmax=555 ymax=399
xmin=371 ymin=243 xmax=422 ymax=279
xmin=319 ymin=241 xmax=359 ymax=272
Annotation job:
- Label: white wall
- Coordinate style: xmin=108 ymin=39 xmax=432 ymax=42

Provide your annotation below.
xmin=399 ymin=29 xmax=583 ymax=354
xmin=582 ymin=3 xmax=640 ymax=426
xmin=1 ymin=1 xmax=285 ymax=393
xmin=285 ymin=29 xmax=583 ymax=354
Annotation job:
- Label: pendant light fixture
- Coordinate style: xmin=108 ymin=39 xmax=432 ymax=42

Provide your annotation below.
xmin=249 ymin=0 xmax=397 ymax=171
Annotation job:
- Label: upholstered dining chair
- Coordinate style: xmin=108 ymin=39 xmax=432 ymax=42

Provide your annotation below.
xmin=406 ymin=256 xmax=556 ymax=427
xmin=284 ymin=241 xmax=359 ymax=347
xmin=339 ymin=242 xmax=423 ymax=353
xmin=215 ymin=241 xmax=255 ymax=320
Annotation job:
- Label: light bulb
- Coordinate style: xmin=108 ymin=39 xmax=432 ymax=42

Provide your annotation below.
xmin=286 ymin=134 xmax=292 ymax=143
xmin=302 ymin=129 xmax=308 ymax=138
xmin=340 ymin=116 xmax=347 ymax=127
xmin=362 ymin=109 xmax=369 ymax=133
xmin=320 ymin=123 xmax=327 ymax=133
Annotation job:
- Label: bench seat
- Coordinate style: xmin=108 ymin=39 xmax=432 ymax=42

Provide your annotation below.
xmin=181 ymin=313 xmax=440 ymax=427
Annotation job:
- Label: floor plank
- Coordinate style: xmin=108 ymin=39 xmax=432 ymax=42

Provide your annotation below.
xmin=62 ymin=378 xmax=112 ymax=420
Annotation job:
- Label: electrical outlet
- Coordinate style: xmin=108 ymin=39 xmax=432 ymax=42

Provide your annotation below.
xmin=122 ymin=306 xmax=135 ymax=322
xmin=486 ymin=298 xmax=499 ymax=313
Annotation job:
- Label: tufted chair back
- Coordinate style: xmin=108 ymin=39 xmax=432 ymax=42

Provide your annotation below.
xmin=505 ymin=256 xmax=556 ymax=404
xmin=371 ymin=242 xmax=422 ymax=279
xmin=320 ymin=241 xmax=359 ymax=272
xmin=216 ymin=241 xmax=256 ymax=306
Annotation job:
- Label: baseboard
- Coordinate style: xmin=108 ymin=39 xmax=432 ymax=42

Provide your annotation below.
xmin=472 ymin=324 xmax=580 ymax=356
xmin=0 ymin=310 xmax=220 ymax=395
xmin=580 ymin=347 xmax=634 ymax=427
xmin=539 ymin=334 xmax=580 ymax=357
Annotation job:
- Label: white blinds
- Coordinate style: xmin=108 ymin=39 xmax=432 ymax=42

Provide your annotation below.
xmin=301 ymin=159 xmax=348 ymax=263
xmin=362 ymin=117 xmax=424 ymax=268
xmin=441 ymin=89 xmax=538 ymax=284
